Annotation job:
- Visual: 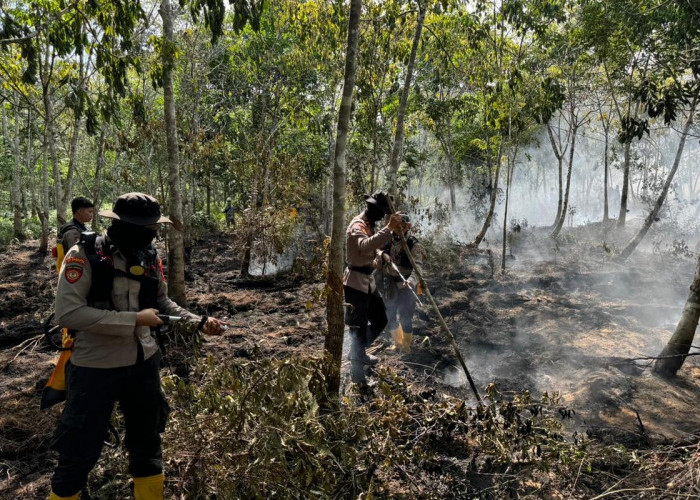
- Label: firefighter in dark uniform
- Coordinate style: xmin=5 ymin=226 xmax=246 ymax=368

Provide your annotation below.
xmin=55 ymin=198 xmax=95 ymax=273
xmin=344 ymin=191 xmax=402 ymax=384
xmin=49 ymin=193 xmax=224 ymax=500
xmin=380 ymin=216 xmax=424 ymax=353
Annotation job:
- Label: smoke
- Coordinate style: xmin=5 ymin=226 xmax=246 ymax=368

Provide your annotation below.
xmin=404 ymin=111 xmax=700 ymax=250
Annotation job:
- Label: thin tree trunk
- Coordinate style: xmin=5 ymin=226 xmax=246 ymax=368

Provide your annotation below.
xmin=160 ymin=0 xmax=186 ymax=305
xmin=654 ymin=251 xmax=700 ymax=377
xmin=26 ymin=108 xmax=35 ymax=218
xmin=501 ymin=147 xmax=517 ymax=273
xmin=448 ymin=156 xmax=456 ymax=210
xmin=388 ymin=2 xmax=425 ymax=194
xmin=62 ymin=115 xmax=81 ymax=216
xmin=617 ymin=103 xmax=641 ymax=227
xmin=39 ymin=131 xmax=50 ymax=253
xmin=324 ymin=0 xmax=361 ymax=397
xmin=617 ymin=97 xmax=697 ymax=261
xmin=43 ymin=90 xmax=62 ymax=226
xmin=546 ymin=123 xmax=565 ymax=226
xmin=470 ymin=138 xmax=504 ymax=248
xmin=92 ymin=127 xmax=106 ymax=229
xmin=62 ymin=47 xmax=84 ymax=218
xmin=603 ymin=127 xmax=609 ymax=222
xmin=552 ymin=124 xmax=577 ymax=238
xmin=9 ymin=97 xmax=24 ymax=238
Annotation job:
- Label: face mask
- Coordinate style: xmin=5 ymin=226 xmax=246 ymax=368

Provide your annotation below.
xmin=365 ymin=203 xmax=385 ymax=223
xmin=108 ymin=220 xmax=157 ymax=252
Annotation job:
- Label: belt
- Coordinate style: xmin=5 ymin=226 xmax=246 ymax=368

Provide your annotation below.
xmin=347 ymin=265 xmax=373 ymax=275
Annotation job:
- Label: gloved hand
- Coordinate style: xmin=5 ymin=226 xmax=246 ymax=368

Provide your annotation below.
xmin=387 ymin=213 xmax=403 ymax=232
xmin=202 ymin=317 xmax=226 ymax=335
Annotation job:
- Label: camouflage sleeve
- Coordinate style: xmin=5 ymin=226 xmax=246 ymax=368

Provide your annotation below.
xmin=55 ymin=246 xmax=138 ymax=336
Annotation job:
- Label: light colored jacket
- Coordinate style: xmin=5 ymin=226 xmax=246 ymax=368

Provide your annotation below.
xmin=343 ymin=214 xmax=392 ymax=294
xmin=55 ymin=239 xmax=196 ymax=368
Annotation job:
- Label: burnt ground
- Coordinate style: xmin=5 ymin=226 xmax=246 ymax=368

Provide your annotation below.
xmin=1 ymin=224 xmax=700 ymax=497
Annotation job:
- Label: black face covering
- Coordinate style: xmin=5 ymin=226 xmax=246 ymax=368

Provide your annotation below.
xmin=365 ymin=203 xmax=385 ymax=224
xmin=107 ymin=220 xmax=157 ymax=252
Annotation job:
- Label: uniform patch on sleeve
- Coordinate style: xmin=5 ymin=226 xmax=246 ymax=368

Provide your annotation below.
xmin=64 ymin=256 xmax=87 ymax=266
xmin=64 ymin=266 xmax=83 ymax=284
xmin=351 ymin=221 xmax=371 ymax=236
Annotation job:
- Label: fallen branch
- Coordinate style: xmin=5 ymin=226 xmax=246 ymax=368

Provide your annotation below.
xmin=1 ymin=334 xmax=43 ymax=370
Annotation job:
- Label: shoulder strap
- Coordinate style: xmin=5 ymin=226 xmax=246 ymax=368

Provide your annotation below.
xmin=79 ymin=233 xmax=115 ymax=305
xmin=58 ymin=222 xmax=80 ymax=240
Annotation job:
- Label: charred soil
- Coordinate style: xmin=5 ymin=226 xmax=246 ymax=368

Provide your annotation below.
xmin=1 ymin=226 xmax=699 ymax=498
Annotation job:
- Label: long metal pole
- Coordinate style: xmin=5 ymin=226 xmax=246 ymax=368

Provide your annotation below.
xmin=387 ymin=198 xmax=482 ymax=403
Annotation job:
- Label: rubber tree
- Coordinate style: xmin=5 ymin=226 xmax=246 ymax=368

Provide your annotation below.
xmin=159 ymin=0 xmax=262 ymax=303
xmin=324 ymin=0 xmax=362 ymax=396
xmin=655 ymin=249 xmax=700 ymax=377
xmin=387 ymin=0 xmax=426 ymax=195
xmin=616 ymin=94 xmax=698 ymax=262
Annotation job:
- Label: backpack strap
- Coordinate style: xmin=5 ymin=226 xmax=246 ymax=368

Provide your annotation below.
xmin=80 ymin=232 xmax=115 ymax=306
xmin=57 ymin=222 xmax=82 ymax=242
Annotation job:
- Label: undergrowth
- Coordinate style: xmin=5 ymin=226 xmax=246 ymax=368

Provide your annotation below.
xmin=151 ymin=355 xmax=638 ymax=499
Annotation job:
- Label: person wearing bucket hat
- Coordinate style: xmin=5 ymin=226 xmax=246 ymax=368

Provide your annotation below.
xmin=343 ymin=191 xmax=403 ymax=385
xmin=48 ymin=192 xmax=224 ymax=500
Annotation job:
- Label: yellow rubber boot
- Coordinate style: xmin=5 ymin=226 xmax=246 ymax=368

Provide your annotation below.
xmin=133 ymin=473 xmax=164 ymax=500
xmin=49 ymin=491 xmax=79 ymax=500
xmin=390 ymin=326 xmax=404 ymax=350
xmin=402 ymin=332 xmax=413 ymax=353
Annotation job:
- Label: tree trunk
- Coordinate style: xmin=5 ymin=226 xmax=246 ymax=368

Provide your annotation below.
xmin=501 ymin=149 xmax=517 ymax=273
xmin=448 ymin=157 xmax=456 ymax=211
xmin=617 ymin=97 xmax=697 ymax=262
xmin=603 ymin=127 xmax=609 ymax=222
xmin=26 ymin=108 xmax=35 ymax=217
xmin=470 ymin=139 xmax=504 ymax=248
xmin=39 ymin=131 xmax=50 ymax=254
xmin=92 ymin=127 xmax=106 ymax=229
xmin=9 ymin=97 xmax=24 ymax=239
xmin=654 ymin=251 xmax=700 ymax=377
xmin=160 ymin=0 xmax=187 ymax=305
xmin=617 ymin=122 xmax=636 ymax=226
xmin=324 ymin=0 xmax=361 ymax=397
xmin=387 ymin=2 xmax=425 ymax=194
xmin=546 ymin=123 xmax=565 ymax=227
xmin=552 ymin=124 xmax=577 ymax=238
xmin=62 ymin=114 xmax=82 ymax=217
xmin=62 ymin=47 xmax=84 ymax=220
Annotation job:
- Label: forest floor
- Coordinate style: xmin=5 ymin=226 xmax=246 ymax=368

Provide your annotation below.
xmin=1 ymin=220 xmax=699 ymax=498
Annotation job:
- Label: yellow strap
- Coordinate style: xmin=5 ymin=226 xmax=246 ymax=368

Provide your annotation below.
xmin=56 ymin=243 xmax=66 ymax=273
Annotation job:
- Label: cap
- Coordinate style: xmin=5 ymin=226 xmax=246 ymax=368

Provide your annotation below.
xmin=363 ymin=191 xmax=393 ymax=215
xmin=71 ymin=197 xmax=95 ymax=213
xmin=99 ymin=192 xmax=173 ymax=226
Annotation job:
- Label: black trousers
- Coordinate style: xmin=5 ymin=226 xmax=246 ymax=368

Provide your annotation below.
xmin=50 ymin=351 xmax=170 ymax=497
xmin=385 ymin=283 xmax=417 ymax=333
xmin=344 ymin=285 xmax=388 ymax=344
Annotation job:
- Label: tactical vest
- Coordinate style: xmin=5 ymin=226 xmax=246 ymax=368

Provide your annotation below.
xmin=42 ymin=235 xmax=162 ymax=411
xmin=80 ymin=232 xmax=161 ymax=310
xmin=396 ymin=236 xmax=418 ymax=270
